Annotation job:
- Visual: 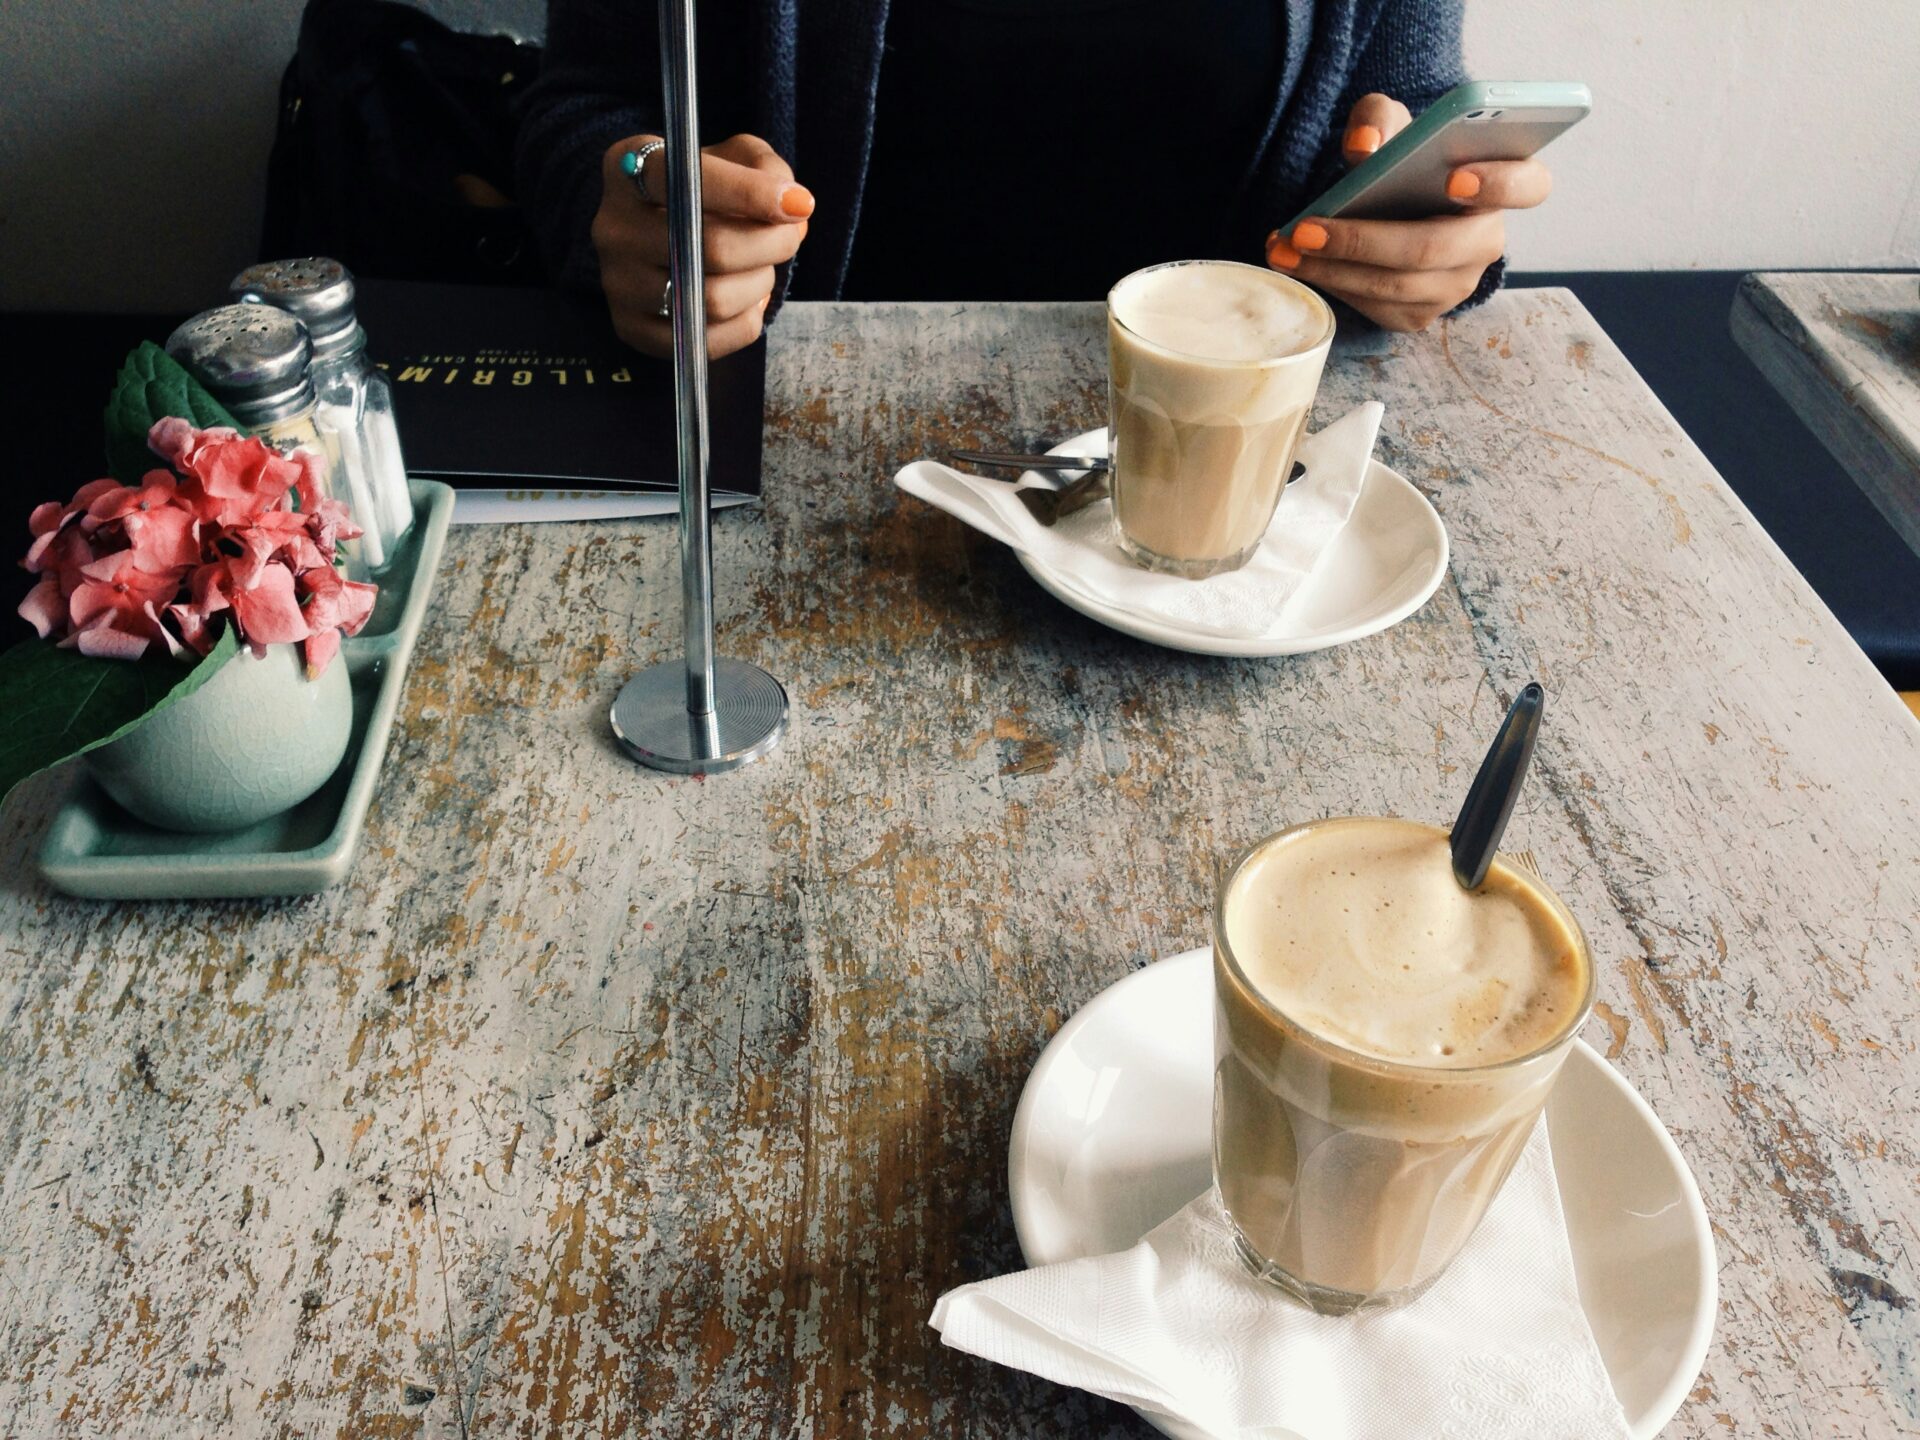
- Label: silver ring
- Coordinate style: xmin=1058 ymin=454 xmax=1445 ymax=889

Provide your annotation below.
xmin=624 ymin=139 xmax=666 ymax=205
xmin=656 ymin=277 xmax=673 ymax=318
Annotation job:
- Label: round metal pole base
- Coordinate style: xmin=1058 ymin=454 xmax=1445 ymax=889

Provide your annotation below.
xmin=611 ymin=658 xmax=788 ymax=774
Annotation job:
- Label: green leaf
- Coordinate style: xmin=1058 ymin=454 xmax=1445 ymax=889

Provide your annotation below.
xmin=0 ymin=624 xmax=241 ymax=812
xmin=102 ymin=341 xmax=241 ymax=485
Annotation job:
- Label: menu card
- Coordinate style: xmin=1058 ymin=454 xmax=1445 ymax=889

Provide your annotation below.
xmin=354 ymin=278 xmax=765 ymax=519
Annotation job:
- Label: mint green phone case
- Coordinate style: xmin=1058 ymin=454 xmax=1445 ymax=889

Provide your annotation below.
xmin=1286 ymin=81 xmax=1591 ymax=228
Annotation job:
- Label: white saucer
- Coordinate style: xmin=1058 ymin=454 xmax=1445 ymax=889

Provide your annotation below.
xmin=1014 ymin=429 xmax=1449 ymax=657
xmin=1008 ymin=948 xmax=1716 ymax=1440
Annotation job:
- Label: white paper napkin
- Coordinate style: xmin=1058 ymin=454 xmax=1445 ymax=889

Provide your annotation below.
xmin=931 ymin=1120 xmax=1631 ymax=1440
xmin=894 ymin=403 xmax=1382 ymax=639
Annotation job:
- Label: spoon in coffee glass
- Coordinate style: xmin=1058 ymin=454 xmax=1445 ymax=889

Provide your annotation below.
xmin=1449 ymin=682 xmax=1545 ymax=890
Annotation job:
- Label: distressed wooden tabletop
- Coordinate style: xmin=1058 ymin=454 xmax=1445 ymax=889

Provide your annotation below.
xmin=3 ymin=291 xmax=1917 ymax=1439
xmin=1731 ymin=270 xmax=1920 ymax=557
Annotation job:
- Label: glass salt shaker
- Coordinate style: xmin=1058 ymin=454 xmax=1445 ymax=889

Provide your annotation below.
xmin=230 ymin=258 xmax=413 ymax=572
xmin=164 ymin=304 xmax=366 ymax=580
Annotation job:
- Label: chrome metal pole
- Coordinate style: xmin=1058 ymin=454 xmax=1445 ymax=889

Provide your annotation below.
xmin=660 ymin=0 xmax=715 ymax=716
xmin=609 ymin=0 xmax=789 ymax=774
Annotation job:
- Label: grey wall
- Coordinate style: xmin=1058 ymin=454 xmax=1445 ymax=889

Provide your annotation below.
xmin=0 ymin=0 xmax=544 ymax=314
xmin=1466 ymin=1 xmax=1920 ymax=270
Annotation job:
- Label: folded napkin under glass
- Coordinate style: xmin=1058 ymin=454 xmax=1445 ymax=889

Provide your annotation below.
xmin=894 ymin=402 xmax=1382 ymax=638
xmin=932 ymin=1120 xmax=1632 ymax=1440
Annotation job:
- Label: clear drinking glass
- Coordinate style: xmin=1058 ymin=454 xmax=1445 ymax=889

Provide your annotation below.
xmin=1210 ymin=817 xmax=1596 ymax=1314
xmin=1107 ymin=261 xmax=1334 ymax=578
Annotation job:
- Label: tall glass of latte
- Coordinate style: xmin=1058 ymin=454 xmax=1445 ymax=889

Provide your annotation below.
xmin=1107 ymin=261 xmax=1334 ymax=577
xmin=1212 ymin=817 xmax=1594 ymax=1314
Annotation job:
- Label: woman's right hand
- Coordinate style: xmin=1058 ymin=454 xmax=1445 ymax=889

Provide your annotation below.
xmin=592 ymin=133 xmax=813 ymax=359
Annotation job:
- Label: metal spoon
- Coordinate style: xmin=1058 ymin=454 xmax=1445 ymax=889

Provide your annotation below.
xmin=947 ymin=449 xmax=1110 ymax=473
xmin=946 ymin=450 xmax=1111 ymax=526
xmin=1449 ymin=682 xmax=1545 ymax=890
xmin=946 ymin=453 xmax=1305 ymax=528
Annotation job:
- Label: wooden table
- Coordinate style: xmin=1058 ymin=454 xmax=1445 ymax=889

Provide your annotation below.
xmin=1731 ymin=271 xmax=1920 ymax=557
xmin=3 ymin=291 xmax=1917 ymax=1438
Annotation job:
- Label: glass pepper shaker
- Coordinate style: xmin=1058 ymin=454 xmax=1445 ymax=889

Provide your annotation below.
xmin=164 ymin=304 xmax=367 ymax=579
xmin=230 ymin=258 xmax=413 ymax=572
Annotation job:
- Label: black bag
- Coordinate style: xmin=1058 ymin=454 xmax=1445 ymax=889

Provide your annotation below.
xmin=261 ymin=0 xmax=546 ymax=286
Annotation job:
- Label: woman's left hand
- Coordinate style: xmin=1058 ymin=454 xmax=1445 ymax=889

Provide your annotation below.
xmin=1266 ymin=92 xmax=1553 ymax=332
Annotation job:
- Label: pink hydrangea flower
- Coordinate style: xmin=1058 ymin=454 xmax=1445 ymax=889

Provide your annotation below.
xmin=24 ymin=478 xmax=117 ymax=574
xmin=147 ymin=416 xmax=239 ymax=471
xmin=14 ymin=420 xmax=378 ymax=675
xmin=297 ymin=563 xmax=377 ymax=676
xmin=298 ymin=562 xmax=377 ymax=634
xmin=226 ymin=561 xmax=309 ymax=647
xmin=65 ymin=550 xmax=185 ymax=659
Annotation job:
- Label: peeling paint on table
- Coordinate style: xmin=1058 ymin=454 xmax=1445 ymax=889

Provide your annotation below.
xmin=2 ymin=291 xmax=1917 ymax=1437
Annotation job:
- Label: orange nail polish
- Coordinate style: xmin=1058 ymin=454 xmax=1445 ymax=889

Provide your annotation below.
xmin=1447 ymin=169 xmax=1481 ymax=201
xmin=1292 ymin=221 xmax=1329 ymax=252
xmin=779 ymin=184 xmax=815 ymax=218
xmin=1268 ymin=241 xmax=1302 ymax=271
xmin=1344 ymin=124 xmax=1382 ymax=156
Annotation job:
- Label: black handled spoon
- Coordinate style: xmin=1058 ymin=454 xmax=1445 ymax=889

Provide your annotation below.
xmin=1449 ymin=682 xmax=1545 ymax=890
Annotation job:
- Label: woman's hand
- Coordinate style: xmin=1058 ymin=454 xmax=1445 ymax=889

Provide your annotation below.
xmin=592 ymin=133 xmax=814 ymax=359
xmin=1266 ymin=93 xmax=1551 ymax=332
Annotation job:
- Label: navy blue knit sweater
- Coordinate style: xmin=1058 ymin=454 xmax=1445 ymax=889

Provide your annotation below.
xmin=516 ymin=0 xmax=1500 ymax=306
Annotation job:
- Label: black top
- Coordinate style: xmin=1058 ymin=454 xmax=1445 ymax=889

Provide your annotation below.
xmin=841 ymin=0 xmax=1285 ymax=301
xmin=519 ymin=0 xmax=1481 ymax=304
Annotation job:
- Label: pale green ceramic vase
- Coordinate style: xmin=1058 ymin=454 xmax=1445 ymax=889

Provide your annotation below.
xmin=83 ymin=643 xmax=353 ymax=833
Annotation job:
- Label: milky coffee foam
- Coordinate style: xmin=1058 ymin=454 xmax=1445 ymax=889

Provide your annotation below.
xmin=1110 ymin=261 xmax=1328 ymax=365
xmin=1222 ymin=817 xmax=1586 ymax=1067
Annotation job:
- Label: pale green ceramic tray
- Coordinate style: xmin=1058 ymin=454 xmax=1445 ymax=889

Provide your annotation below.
xmin=37 ymin=479 xmax=454 ymax=901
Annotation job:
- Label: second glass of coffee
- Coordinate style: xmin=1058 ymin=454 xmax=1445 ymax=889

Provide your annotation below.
xmin=1107 ymin=261 xmax=1334 ymax=578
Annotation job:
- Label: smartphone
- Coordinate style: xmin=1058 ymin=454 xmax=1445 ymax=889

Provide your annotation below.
xmin=1285 ymin=81 xmax=1591 ymax=228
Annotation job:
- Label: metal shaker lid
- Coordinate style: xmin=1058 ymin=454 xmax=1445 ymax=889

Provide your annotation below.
xmin=165 ymin=304 xmax=315 ymax=425
xmin=230 ymin=257 xmax=362 ymax=362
